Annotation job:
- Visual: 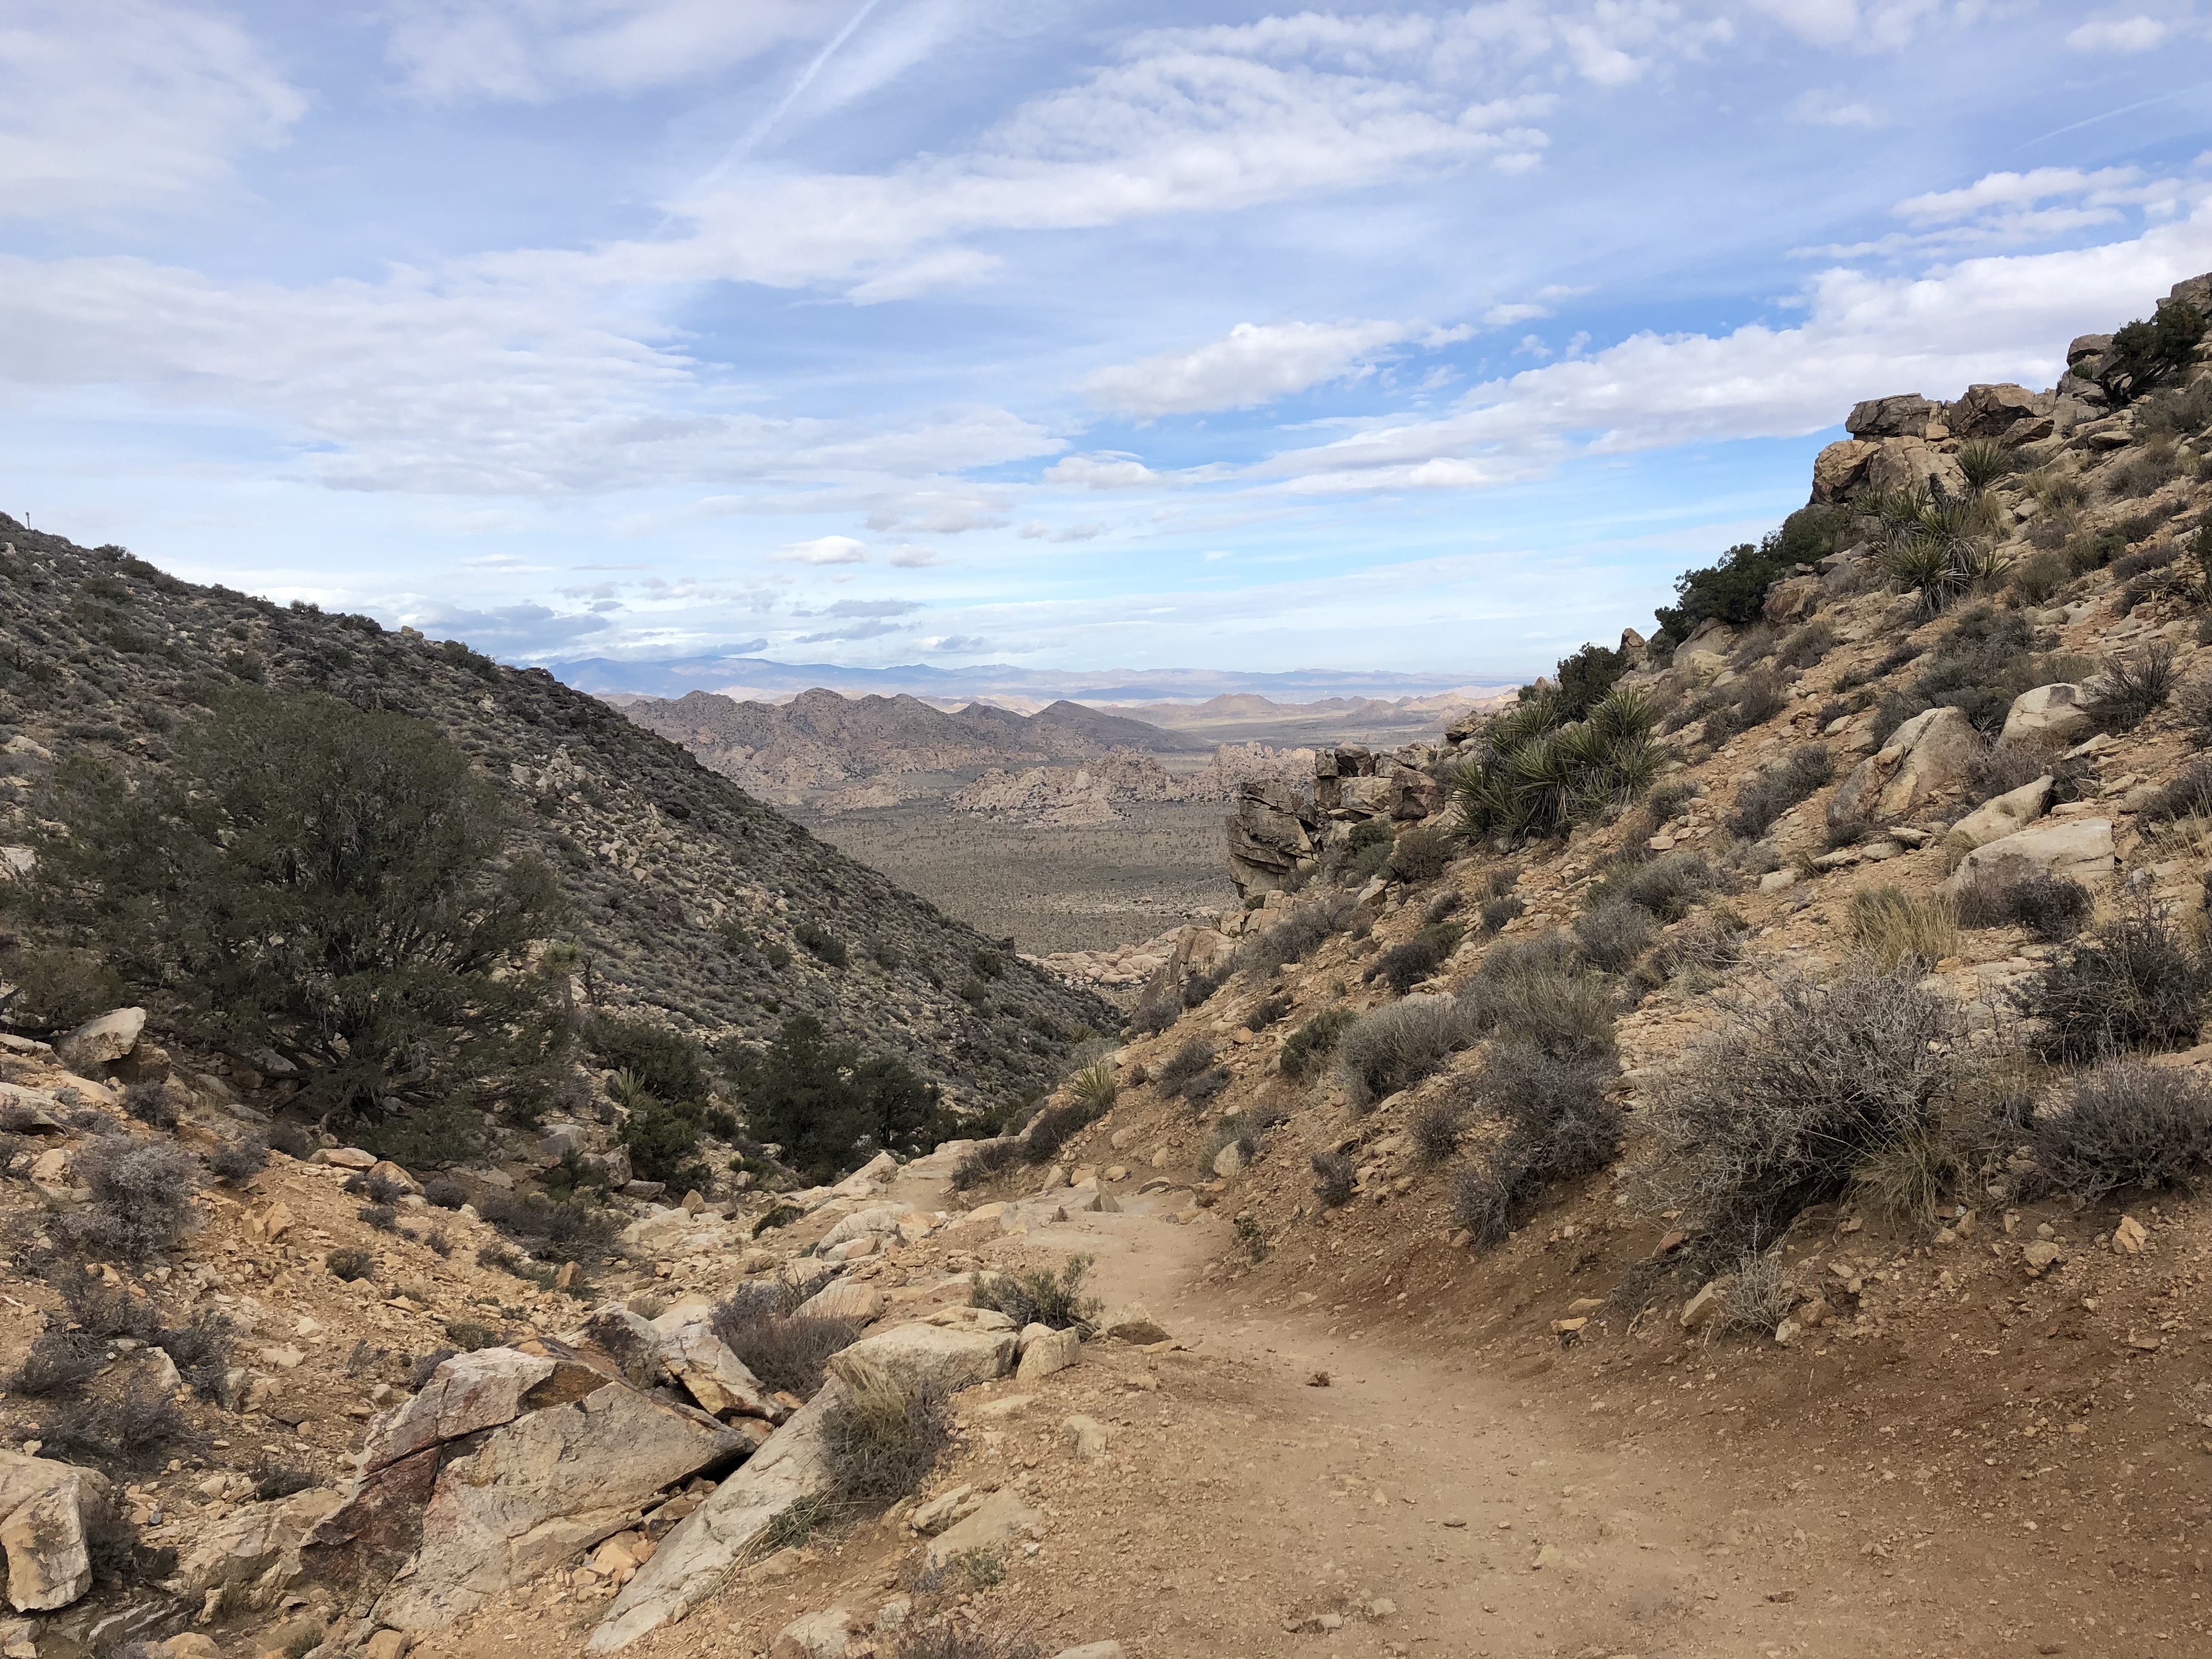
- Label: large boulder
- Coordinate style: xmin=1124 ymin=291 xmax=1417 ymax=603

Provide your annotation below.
xmin=591 ymin=1383 xmax=845 ymax=1651
xmin=921 ymin=1489 xmax=1045 ymax=1575
xmin=826 ymin=1323 xmax=1015 ymax=1398
xmin=648 ymin=1309 xmax=787 ymax=1423
xmin=1949 ymin=383 xmax=2050 ymax=440
xmin=1810 ymin=439 xmax=1881 ymax=505
xmin=53 ymin=1008 xmax=145 ymax=1074
xmin=375 ymin=1382 xmax=747 ymax=1630
xmin=1225 ymin=780 xmax=1317 ymax=899
xmin=2000 ymin=683 xmax=2095 ymax=747
xmin=819 ymin=1205 xmax=912 ymax=1250
xmin=1861 ymin=437 xmax=1969 ymax=503
xmin=794 ymin=1279 xmax=885 ymax=1323
xmin=0 ymin=1452 xmax=115 ymax=1612
xmin=1946 ymin=776 xmax=2053 ymax=853
xmin=1846 ymin=394 xmax=1942 ymax=439
xmin=1946 ymin=819 xmax=2115 ymax=894
xmin=1827 ymin=706 xmax=1979 ymax=829
xmin=360 ymin=1348 xmax=558 ymax=1472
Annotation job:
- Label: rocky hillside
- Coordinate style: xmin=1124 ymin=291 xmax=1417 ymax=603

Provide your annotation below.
xmin=0 ymin=525 xmax=1113 ymax=1118
xmin=617 ymin=690 xmax=1197 ymax=809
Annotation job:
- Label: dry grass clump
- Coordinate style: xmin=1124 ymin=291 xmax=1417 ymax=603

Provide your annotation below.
xmin=2027 ymin=1060 xmax=2212 ymax=1199
xmin=1724 ymin=746 xmax=1833 ymax=840
xmin=1459 ymin=934 xmax=1616 ymax=1061
xmin=1638 ymin=966 xmax=1961 ymax=1268
xmin=2087 ymin=643 xmax=2180 ymax=733
xmin=1310 ymin=1152 xmax=1356 ymax=1207
xmin=969 ymin=1256 xmax=1097 ymax=1330
xmin=1332 ymin=996 xmax=1482 ymax=1108
xmin=1848 ymin=886 xmax=1959 ymax=969
xmin=1573 ymin=903 xmax=1656 ymax=973
xmin=821 ymin=1374 xmax=950 ymax=1510
xmin=1954 ymin=871 xmax=2092 ymax=940
xmin=710 ymin=1284 xmax=861 ymax=1399
xmin=1279 ymin=1007 xmax=1355 ymax=1081
xmin=1449 ymin=1042 xmax=1623 ymax=1247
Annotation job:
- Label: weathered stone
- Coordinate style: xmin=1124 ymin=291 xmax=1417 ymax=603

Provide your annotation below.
xmin=827 ymin=1323 xmax=1014 ymax=1398
xmin=1949 ymin=383 xmax=2049 ymax=439
xmin=792 ymin=1280 xmax=885 ymax=1323
xmin=1946 ymin=776 xmax=2053 ymax=853
xmin=2022 ymin=1240 xmax=2065 ymax=1277
xmin=363 ymin=1632 xmax=412 ymax=1659
xmin=819 ymin=1206 xmax=912 ymax=1250
xmin=1827 ymin=706 xmax=1978 ymax=830
xmin=360 ymin=1349 xmax=556 ymax=1473
xmin=1946 ymin=819 xmax=2115 ymax=894
xmin=591 ymin=1384 xmax=844 ymax=1651
xmin=324 ymin=1147 xmax=377 ymax=1170
xmin=1014 ymin=1328 xmax=1080 ymax=1382
xmin=1211 ymin=1143 xmax=1244 ymax=1180
xmin=1810 ymin=439 xmax=1881 ymax=505
xmin=1226 ymin=780 xmax=1318 ymax=899
xmin=770 ymin=1608 xmax=853 ymax=1659
xmin=1680 ymin=1279 xmax=1731 ymax=1331
xmin=0 ymin=1452 xmax=114 ymax=1612
xmin=2114 ymin=1214 xmax=2148 ymax=1255
xmin=922 ymin=1489 xmax=1043 ymax=1574
xmin=1063 ymin=1415 xmax=1109 ymax=1460
xmin=1049 ymin=1643 xmax=1126 ymax=1659
xmin=907 ymin=1486 xmax=985 ymax=1537
xmin=1862 ymin=437 xmax=1968 ymax=503
xmin=2000 ymin=683 xmax=2095 ymax=746
xmin=375 ymin=1383 xmax=744 ymax=1630
xmin=1846 ymin=393 xmax=1940 ymax=439
xmin=1098 ymin=1305 xmax=1169 ymax=1345
xmin=648 ymin=1310 xmax=787 ymax=1423
xmin=164 ymin=1486 xmax=344 ymax=1600
xmin=366 ymin=1160 xmax=422 ymax=1197
xmin=53 ymin=1007 xmax=145 ymax=1073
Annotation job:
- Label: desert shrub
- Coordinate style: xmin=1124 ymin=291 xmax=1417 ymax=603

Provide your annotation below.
xmin=2137 ymin=376 xmax=2212 ymax=438
xmin=1451 ymin=687 xmax=1660 ymax=841
xmin=1179 ymin=1066 xmax=1230 ymax=1107
xmin=1638 ymin=966 xmax=1961 ymax=1268
xmin=266 ymin=1122 xmax=315 ymax=1160
xmin=1408 ymin=1094 xmax=1464 ymax=1166
xmin=1387 ymin=823 xmax=1455 ymax=883
xmin=1545 ymin=640 xmax=1633 ymax=720
xmin=1967 ymin=740 xmax=2052 ymax=802
xmin=1310 ymin=1151 xmax=1356 ymax=1206
xmin=2099 ymin=298 xmax=2207 ymax=404
xmin=1955 ymin=872 xmax=2092 ymax=941
xmin=9 ymin=1330 xmax=104 ymax=1397
xmin=1706 ymin=668 xmax=1789 ymax=742
xmin=158 ymin=1311 xmax=235 ymax=1402
xmin=346 ymin=1170 xmax=408 ymax=1205
xmin=1333 ymin=996 xmax=1482 ymax=1107
xmin=121 ymin=1082 xmax=176 ymax=1131
xmin=2104 ymin=442 xmax=2179 ymax=499
xmin=2010 ymin=548 xmax=2072 ymax=606
xmin=422 ymin=1176 xmax=466 ymax=1209
xmin=821 ymin=1376 xmax=949 ymax=1510
xmin=60 ymin=1275 xmax=161 ymax=1341
xmin=793 ymin=920 xmax=847 ymax=968
xmin=57 ymin=1141 xmax=198 ymax=1261
xmin=1654 ymin=510 xmax=1844 ymax=639
xmin=726 ymin=1013 xmax=940 ymax=1181
xmin=250 ymin=1461 xmax=318 ymax=1502
xmin=1156 ymin=1038 xmax=1218 ymax=1097
xmin=1776 ymin=619 xmax=1836 ymax=671
xmin=1848 ymin=887 xmax=1959 ymax=969
xmin=1023 ymin=1099 xmax=1094 ymax=1164
xmin=1573 ymin=904 xmax=1656 ymax=974
xmin=476 ymin=1189 xmax=617 ymax=1265
xmin=948 ymin=1137 xmax=1022 ymax=1190
xmin=1338 ymin=819 xmax=1394 ymax=884
xmin=1717 ymin=1250 xmax=1798 ymax=1336
xmin=1724 ymin=746 xmax=1833 ymax=840
xmin=1280 ymin=1008 xmax=1355 ymax=1081
xmin=889 ymin=1626 xmax=1041 ymax=1659
xmin=1179 ymin=966 xmax=1228 ymax=1009
xmin=1459 ymin=934 xmax=1616 ymax=1060
xmin=2087 ymin=644 xmax=2180 ymax=733
xmin=709 ymin=1300 xmax=860 ymax=1399
xmin=2027 ymin=1060 xmax=2212 ymax=1198
xmin=1479 ymin=895 xmax=1525 ymax=935
xmin=2140 ymin=759 xmax=2212 ymax=823
xmin=21 ymin=686 xmax=565 ymax=1123
xmin=1236 ymin=892 xmax=1354 ymax=973
xmin=2179 ymin=677 xmax=2212 ymax=748
xmin=325 ymin=1248 xmax=375 ymax=1282
xmin=1643 ymin=910 xmax=1746 ymax=986
xmin=1368 ymin=923 xmax=1463 ymax=994
xmin=970 ymin=1255 xmax=1097 ymax=1330
xmin=443 ymin=1319 xmax=499 ymax=1351
xmin=2015 ymin=904 xmax=2209 ymax=1060
xmin=1586 ymin=850 xmax=1713 ymax=922
xmin=1244 ymin=993 xmax=1291 ymax=1031
xmin=204 ymin=1137 xmax=267 ymax=1184
xmin=357 ymin=1203 xmax=399 ymax=1231
xmin=585 ymin=1014 xmax=708 ymax=1106
xmin=36 ymin=1384 xmax=195 ymax=1470
xmin=1872 ymin=606 xmax=2087 ymax=740
xmin=1458 ymin=1042 xmax=1623 ymax=1243
xmin=0 ymin=945 xmax=125 ymax=1034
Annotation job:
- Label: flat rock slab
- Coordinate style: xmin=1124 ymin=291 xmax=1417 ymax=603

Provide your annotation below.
xmin=828 ymin=1323 xmax=1015 ymax=1398
xmin=650 ymin=1311 xmax=787 ymax=1423
xmin=377 ymin=1383 xmax=744 ymax=1632
xmin=362 ymin=1348 xmax=556 ymax=1472
xmin=591 ymin=1382 xmax=845 ymax=1651
xmin=1946 ymin=817 xmax=2115 ymax=893
xmin=165 ymin=1486 xmax=343 ymax=1601
xmin=923 ymin=1489 xmax=1044 ymax=1575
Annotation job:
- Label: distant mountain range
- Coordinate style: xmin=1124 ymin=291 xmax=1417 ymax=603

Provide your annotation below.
xmin=550 ymin=652 xmax=1502 ymax=707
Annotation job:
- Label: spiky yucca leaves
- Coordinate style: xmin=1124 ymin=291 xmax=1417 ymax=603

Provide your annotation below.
xmin=1878 ymin=489 xmax=2009 ymax=609
xmin=1452 ymin=687 xmax=1658 ymax=843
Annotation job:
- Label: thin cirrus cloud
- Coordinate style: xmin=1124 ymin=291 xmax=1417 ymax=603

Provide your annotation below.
xmin=771 ymin=534 xmax=870 ymax=565
xmin=2065 ymin=15 xmax=2173 ymax=53
xmin=1080 ymin=320 xmax=1471 ymax=417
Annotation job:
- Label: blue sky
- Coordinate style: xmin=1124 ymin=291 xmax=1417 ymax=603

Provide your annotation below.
xmin=5 ymin=1 xmax=2212 ymax=687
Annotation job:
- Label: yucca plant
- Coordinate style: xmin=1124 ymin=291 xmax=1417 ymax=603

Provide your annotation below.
xmin=1955 ymin=438 xmax=2013 ymax=493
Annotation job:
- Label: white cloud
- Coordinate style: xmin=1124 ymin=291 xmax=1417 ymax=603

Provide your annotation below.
xmin=1042 ymin=454 xmax=1161 ymax=488
xmin=919 ymin=634 xmax=992 ymax=653
xmin=1483 ymin=302 xmax=1552 ymax=325
xmin=1253 ymin=191 xmax=2212 ymax=495
xmin=772 ymin=535 xmax=870 ymax=565
xmin=1790 ymin=88 xmax=1884 ymax=127
xmin=1749 ymin=0 xmax=1961 ymax=50
xmin=0 ymin=0 xmax=304 ymax=226
xmin=1896 ymin=166 xmax=2143 ymax=223
xmin=863 ymin=492 xmax=1009 ymax=533
xmin=794 ymin=597 xmax=923 ymax=617
xmin=2066 ymin=15 xmax=2171 ymax=53
xmin=886 ymin=545 xmax=949 ymax=567
xmin=1082 ymin=320 xmax=1466 ymax=417
xmin=382 ymin=0 xmax=829 ymax=101
xmin=1018 ymin=521 xmax=1109 ymax=542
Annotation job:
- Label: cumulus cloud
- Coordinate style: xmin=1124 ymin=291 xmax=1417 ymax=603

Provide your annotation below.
xmin=391 ymin=600 xmax=613 ymax=652
xmin=772 ymin=535 xmax=870 ymax=565
xmin=1019 ymin=521 xmax=1109 ymax=542
xmin=864 ymin=493 xmax=1009 ymax=532
xmin=920 ymin=634 xmax=991 ymax=653
xmin=797 ymin=618 xmax=908 ymax=642
xmin=886 ymin=545 xmax=949 ymax=567
xmin=1896 ymin=166 xmax=2145 ymax=223
xmin=2065 ymin=15 xmax=2171 ymax=53
xmin=1042 ymin=454 xmax=1159 ymax=489
xmin=0 ymin=0 xmax=304 ymax=226
xmin=794 ymin=598 xmax=924 ymax=618
xmin=1254 ymin=193 xmax=2212 ymax=495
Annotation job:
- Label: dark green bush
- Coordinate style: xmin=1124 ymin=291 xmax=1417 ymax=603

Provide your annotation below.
xmin=1368 ymin=923 xmax=1463 ymax=994
xmin=1451 ymin=689 xmax=1659 ymax=842
xmin=1572 ymin=903 xmax=1656 ymax=974
xmin=584 ymin=1013 xmax=708 ymax=1107
xmin=794 ymin=921 xmax=848 ymax=968
xmin=1387 ymin=823 xmax=1455 ymax=883
xmin=1955 ymin=872 xmax=2092 ymax=941
xmin=1310 ymin=1152 xmax=1355 ymax=1206
xmin=2098 ymin=300 xmax=2207 ymax=404
xmin=1280 ymin=1008 xmax=1355 ymax=1080
xmin=725 ymin=1014 xmax=940 ymax=1181
xmin=326 ymin=1248 xmax=375 ymax=1282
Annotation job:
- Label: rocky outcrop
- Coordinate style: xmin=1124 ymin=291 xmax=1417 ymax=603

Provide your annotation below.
xmin=1225 ymin=780 xmax=1318 ymax=898
xmin=2001 ymin=684 xmax=2095 ymax=746
xmin=1946 ymin=777 xmax=2053 ymax=852
xmin=591 ymin=1383 xmax=845 ymax=1651
xmin=1847 ymin=394 xmax=1943 ymax=439
xmin=52 ymin=1007 xmax=145 ymax=1074
xmin=0 ymin=1453 xmax=113 ymax=1612
xmin=826 ymin=1320 xmax=1017 ymax=1397
xmin=165 ymin=1486 xmax=344 ymax=1606
xmin=1827 ymin=707 xmax=1979 ymax=828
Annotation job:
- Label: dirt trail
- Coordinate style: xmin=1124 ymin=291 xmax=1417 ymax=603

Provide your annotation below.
xmin=901 ymin=1173 xmax=2155 ymax=1659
